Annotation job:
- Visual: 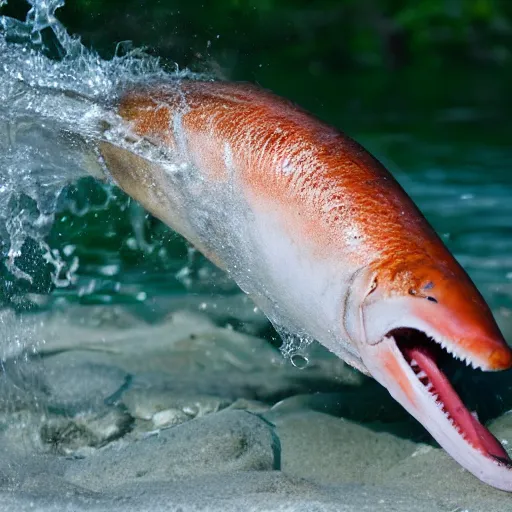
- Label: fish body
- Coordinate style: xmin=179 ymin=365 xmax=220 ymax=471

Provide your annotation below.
xmin=99 ymin=80 xmax=512 ymax=491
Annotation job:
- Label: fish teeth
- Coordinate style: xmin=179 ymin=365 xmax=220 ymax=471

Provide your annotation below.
xmin=416 ymin=371 xmax=427 ymax=379
xmin=425 ymin=331 xmax=485 ymax=370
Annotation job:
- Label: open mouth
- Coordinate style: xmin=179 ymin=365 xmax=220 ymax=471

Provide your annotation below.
xmin=390 ymin=327 xmax=512 ymax=466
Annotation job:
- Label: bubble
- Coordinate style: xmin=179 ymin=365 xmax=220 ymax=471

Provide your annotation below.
xmin=275 ymin=325 xmax=314 ymax=367
xmin=99 ymin=264 xmax=119 ymax=277
xmin=290 ymin=353 xmax=309 ymax=369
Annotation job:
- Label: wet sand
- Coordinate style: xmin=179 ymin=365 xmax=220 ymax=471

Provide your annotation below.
xmin=0 ymin=299 xmax=511 ymax=511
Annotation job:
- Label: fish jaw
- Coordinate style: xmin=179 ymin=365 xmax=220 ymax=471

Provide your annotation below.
xmin=359 ymin=334 xmax=512 ymax=491
xmin=347 ymin=280 xmax=512 ymax=491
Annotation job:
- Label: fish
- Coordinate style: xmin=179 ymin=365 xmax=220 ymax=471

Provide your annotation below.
xmin=98 ymin=79 xmax=512 ymax=491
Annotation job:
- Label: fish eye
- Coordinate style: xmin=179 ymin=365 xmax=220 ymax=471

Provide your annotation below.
xmin=408 ymin=288 xmax=438 ymax=303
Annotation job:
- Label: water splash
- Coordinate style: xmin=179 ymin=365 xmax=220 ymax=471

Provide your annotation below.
xmin=0 ymin=0 xmax=175 ymax=302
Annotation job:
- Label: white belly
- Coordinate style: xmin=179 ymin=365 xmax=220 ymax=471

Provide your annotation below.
xmin=100 ymin=141 xmax=366 ymax=371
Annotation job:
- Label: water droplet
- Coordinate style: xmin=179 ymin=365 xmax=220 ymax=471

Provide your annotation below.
xmin=99 ymin=264 xmax=119 ymax=276
xmin=290 ymin=353 xmax=309 ymax=369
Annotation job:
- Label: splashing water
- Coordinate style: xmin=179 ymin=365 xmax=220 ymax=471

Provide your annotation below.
xmin=0 ymin=0 xmax=179 ymax=370
xmin=0 ymin=0 xmax=176 ymax=292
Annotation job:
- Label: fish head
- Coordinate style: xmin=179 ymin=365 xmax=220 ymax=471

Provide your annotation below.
xmin=344 ymin=261 xmax=512 ymax=491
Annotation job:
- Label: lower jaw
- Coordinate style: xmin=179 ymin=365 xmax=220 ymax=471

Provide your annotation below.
xmin=390 ymin=327 xmax=512 ymax=465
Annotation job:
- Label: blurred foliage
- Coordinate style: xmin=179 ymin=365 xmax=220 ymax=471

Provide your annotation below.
xmin=48 ymin=0 xmax=512 ymax=73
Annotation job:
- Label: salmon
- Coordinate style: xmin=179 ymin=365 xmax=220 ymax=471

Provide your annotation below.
xmin=99 ymin=79 xmax=512 ymax=491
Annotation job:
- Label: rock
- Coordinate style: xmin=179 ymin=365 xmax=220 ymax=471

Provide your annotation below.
xmin=122 ymin=388 xmax=231 ymax=422
xmin=150 ymin=408 xmax=189 ymax=428
xmin=0 ymin=357 xmax=48 ymax=413
xmin=40 ymin=408 xmax=133 ymax=455
xmin=64 ymin=409 xmax=280 ymax=491
xmin=40 ymin=350 xmax=129 ymax=413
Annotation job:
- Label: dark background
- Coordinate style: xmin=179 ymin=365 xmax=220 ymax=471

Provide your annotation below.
xmin=7 ymin=0 xmax=512 ymax=71
xmin=2 ymin=1 xmax=512 ymax=104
